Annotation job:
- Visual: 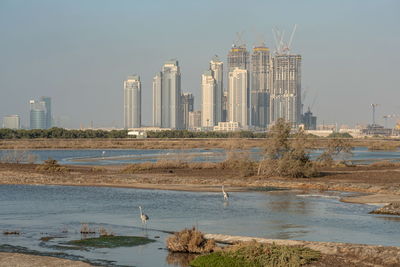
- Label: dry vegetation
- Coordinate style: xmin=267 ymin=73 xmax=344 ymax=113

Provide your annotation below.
xmin=166 ymin=227 xmax=216 ymax=253
xmin=35 ymin=158 xmax=68 ymax=173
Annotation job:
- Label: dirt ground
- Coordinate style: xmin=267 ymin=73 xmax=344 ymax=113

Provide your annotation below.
xmin=0 ymin=252 xmax=92 ymax=267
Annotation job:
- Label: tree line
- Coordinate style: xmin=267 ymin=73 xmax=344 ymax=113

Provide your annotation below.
xmin=0 ymin=127 xmax=353 ymax=139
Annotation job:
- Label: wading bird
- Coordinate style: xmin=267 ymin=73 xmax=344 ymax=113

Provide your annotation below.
xmin=222 ymin=185 xmax=229 ymax=201
xmin=138 ymin=206 xmax=149 ymax=227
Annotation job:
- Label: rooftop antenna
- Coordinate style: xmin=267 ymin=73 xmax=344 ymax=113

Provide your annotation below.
xmin=371 ymin=104 xmax=379 ymax=126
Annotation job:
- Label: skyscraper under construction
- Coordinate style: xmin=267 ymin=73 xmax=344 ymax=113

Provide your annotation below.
xmin=251 ymin=44 xmax=270 ymax=128
xmin=227 ymin=44 xmax=250 ymax=127
xmin=270 ymin=54 xmax=302 ymax=127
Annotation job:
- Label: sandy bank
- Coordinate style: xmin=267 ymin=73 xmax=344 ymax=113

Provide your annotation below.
xmin=0 ymin=252 xmax=92 ymax=267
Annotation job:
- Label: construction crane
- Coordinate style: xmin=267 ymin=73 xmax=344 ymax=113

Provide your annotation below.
xmin=272 ymin=24 xmax=297 ymax=55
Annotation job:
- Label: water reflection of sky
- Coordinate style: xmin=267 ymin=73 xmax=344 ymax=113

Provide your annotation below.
xmin=0 ymin=147 xmax=399 ymax=166
xmin=0 ymin=185 xmax=399 ymax=266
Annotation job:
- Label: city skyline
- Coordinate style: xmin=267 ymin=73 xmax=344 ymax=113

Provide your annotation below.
xmin=0 ymin=0 xmax=399 ymax=128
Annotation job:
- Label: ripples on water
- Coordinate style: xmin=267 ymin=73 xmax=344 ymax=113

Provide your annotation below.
xmin=0 ymin=185 xmax=399 ymax=266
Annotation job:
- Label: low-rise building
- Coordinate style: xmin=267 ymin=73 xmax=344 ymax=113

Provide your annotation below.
xmin=214 ymin=121 xmax=240 ymax=132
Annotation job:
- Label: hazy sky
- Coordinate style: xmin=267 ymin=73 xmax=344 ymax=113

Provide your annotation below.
xmin=1 ymin=0 xmax=399 ymax=128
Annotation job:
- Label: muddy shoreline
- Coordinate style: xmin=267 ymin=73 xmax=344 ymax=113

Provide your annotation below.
xmin=0 ymin=162 xmax=399 ymax=204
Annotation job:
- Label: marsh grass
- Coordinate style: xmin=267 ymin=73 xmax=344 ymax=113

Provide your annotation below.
xmin=190 ymin=241 xmax=321 ymax=267
xmin=67 ymin=235 xmax=155 ymax=248
xmin=122 ymin=150 xmax=255 ymax=177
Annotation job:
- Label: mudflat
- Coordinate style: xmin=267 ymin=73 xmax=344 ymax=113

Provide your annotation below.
xmin=0 ymin=252 xmax=92 ymax=267
xmin=0 ymin=162 xmax=399 ymax=204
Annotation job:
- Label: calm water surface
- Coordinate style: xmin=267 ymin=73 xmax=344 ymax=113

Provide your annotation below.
xmin=0 ymin=147 xmax=399 ymax=165
xmin=1 ymin=185 xmax=399 ymax=266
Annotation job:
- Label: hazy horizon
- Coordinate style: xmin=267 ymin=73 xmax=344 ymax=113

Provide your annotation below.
xmin=1 ymin=0 xmax=399 ymax=129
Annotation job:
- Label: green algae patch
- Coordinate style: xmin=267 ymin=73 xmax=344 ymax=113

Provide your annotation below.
xmin=67 ymin=236 xmax=155 ymax=248
xmin=190 ymin=242 xmax=321 ymax=267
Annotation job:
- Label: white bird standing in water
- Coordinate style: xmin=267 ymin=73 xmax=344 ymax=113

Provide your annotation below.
xmin=138 ymin=206 xmax=149 ymax=227
xmin=222 ymin=185 xmax=229 ymax=201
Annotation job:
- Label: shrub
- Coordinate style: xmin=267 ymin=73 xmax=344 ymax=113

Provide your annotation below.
xmin=218 ymin=150 xmax=257 ymax=177
xmin=166 ymin=227 xmax=216 ymax=253
xmin=35 ymin=158 xmax=68 ymax=173
xmin=259 ymin=119 xmax=318 ymax=178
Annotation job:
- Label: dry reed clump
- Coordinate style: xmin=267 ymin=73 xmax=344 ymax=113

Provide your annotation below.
xmin=166 ymin=227 xmax=216 ymax=253
xmin=80 ymin=223 xmax=96 ymax=234
xmin=98 ymin=226 xmax=114 ymax=237
xmin=35 ymin=158 xmax=68 ymax=173
xmin=218 ymin=151 xmax=257 ymax=177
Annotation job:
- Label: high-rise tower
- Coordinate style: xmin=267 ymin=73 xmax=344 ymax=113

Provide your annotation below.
xmin=181 ymin=93 xmax=194 ymax=129
xmin=40 ymin=96 xmax=52 ymax=129
xmin=228 ymin=68 xmax=249 ymax=127
xmin=201 ymin=70 xmax=216 ymax=127
xmin=270 ymin=54 xmax=302 ymax=126
xmin=152 ymin=72 xmax=162 ymax=127
xmin=209 ymin=56 xmax=223 ymax=124
xmin=270 ymin=25 xmax=302 ymax=127
xmin=152 ymin=60 xmax=182 ymax=129
xmin=124 ymin=75 xmax=141 ymax=129
xmin=251 ymin=45 xmax=270 ymax=127
xmin=29 ymin=99 xmax=47 ymax=129
xmin=227 ymin=43 xmax=250 ymax=128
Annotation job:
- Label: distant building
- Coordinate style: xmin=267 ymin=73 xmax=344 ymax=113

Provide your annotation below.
xmin=201 ymin=70 xmax=216 ymax=127
xmin=181 ymin=93 xmax=194 ymax=129
xmin=228 ymin=67 xmax=249 ymax=128
xmin=214 ymin=121 xmax=240 ymax=132
xmin=362 ymin=124 xmax=392 ymax=136
xmin=251 ymin=45 xmax=270 ymax=127
xmin=188 ymin=111 xmax=201 ymax=130
xmin=270 ymin=54 xmax=302 ymax=127
xmin=3 ymin=115 xmax=20 ymax=129
xmin=124 ymin=75 xmax=141 ymax=129
xmin=302 ymin=108 xmax=317 ymax=130
xmin=40 ymin=96 xmax=52 ymax=129
xmin=29 ymin=99 xmax=47 ymax=129
xmin=210 ymin=56 xmax=224 ymax=124
xmin=152 ymin=60 xmax=182 ymax=129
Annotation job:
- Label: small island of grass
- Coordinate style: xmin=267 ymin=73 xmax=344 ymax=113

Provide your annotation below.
xmin=67 ymin=235 xmax=155 ymax=248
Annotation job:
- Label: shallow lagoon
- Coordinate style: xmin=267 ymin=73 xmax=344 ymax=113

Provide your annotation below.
xmin=0 ymin=147 xmax=399 ymax=166
xmin=1 ymin=185 xmax=399 ymax=266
